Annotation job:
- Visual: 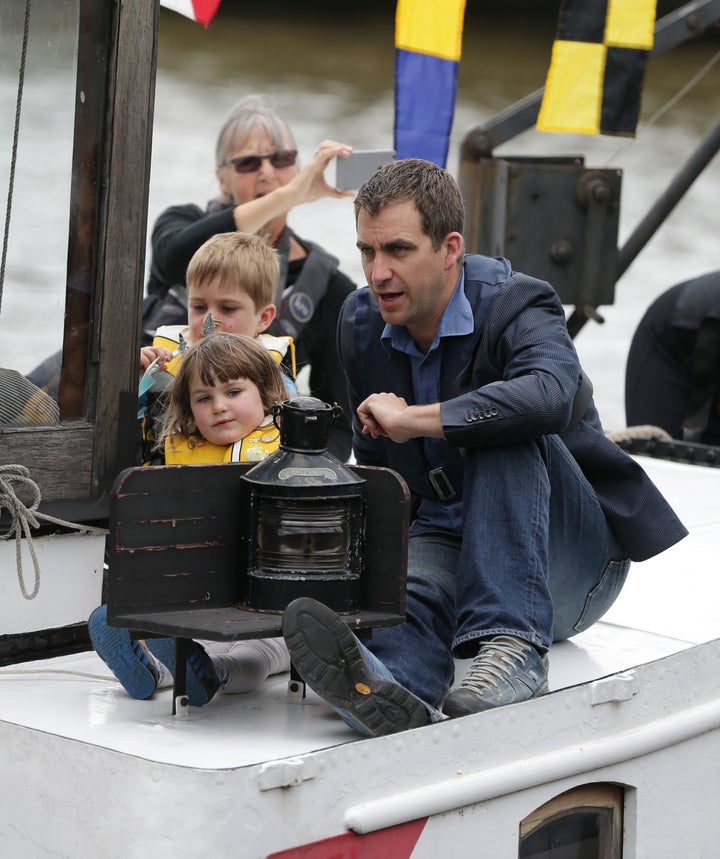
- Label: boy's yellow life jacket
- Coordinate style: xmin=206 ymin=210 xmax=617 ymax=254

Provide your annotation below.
xmin=153 ymin=326 xmax=296 ymax=379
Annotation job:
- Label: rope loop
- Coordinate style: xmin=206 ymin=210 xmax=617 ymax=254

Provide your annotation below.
xmin=0 ymin=464 xmax=107 ymax=600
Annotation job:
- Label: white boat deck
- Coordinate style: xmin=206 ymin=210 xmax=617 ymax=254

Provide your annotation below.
xmin=0 ymin=456 xmax=718 ymax=771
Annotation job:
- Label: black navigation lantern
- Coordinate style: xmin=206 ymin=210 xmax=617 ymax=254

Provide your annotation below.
xmin=242 ymin=397 xmax=365 ymax=613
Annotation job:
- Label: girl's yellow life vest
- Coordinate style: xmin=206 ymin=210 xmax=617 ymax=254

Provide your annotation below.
xmin=165 ymin=418 xmax=280 ymax=464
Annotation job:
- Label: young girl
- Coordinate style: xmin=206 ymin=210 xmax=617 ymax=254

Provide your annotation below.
xmin=159 ymin=330 xmax=287 ymax=463
xmin=90 ymin=332 xmax=291 ymax=704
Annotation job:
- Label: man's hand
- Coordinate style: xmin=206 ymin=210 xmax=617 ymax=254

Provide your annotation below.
xmin=357 ymin=393 xmax=443 ymax=443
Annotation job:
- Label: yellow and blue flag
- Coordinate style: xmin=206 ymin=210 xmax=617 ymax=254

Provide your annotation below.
xmin=394 ymin=0 xmax=467 ymax=166
xmin=537 ymin=0 xmax=657 ymax=136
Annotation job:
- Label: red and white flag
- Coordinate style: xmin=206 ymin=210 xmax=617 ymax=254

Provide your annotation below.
xmin=159 ymin=0 xmax=222 ymax=28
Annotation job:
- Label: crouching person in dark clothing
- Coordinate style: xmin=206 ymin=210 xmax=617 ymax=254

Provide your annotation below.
xmin=625 ymin=271 xmax=720 ymax=445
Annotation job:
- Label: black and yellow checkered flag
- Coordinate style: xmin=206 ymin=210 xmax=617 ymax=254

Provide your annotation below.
xmin=537 ymin=0 xmax=657 ymax=136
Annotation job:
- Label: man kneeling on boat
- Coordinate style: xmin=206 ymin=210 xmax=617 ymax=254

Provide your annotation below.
xmin=280 ymin=158 xmax=688 ymax=737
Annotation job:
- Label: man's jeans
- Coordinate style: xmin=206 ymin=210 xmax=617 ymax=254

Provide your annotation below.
xmin=363 ymin=435 xmax=629 ymax=708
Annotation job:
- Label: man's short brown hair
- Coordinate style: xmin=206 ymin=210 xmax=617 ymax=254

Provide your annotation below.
xmin=354 ymin=158 xmax=465 ymax=251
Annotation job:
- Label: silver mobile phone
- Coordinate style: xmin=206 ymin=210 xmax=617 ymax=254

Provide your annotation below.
xmin=335 ymin=149 xmax=396 ymax=191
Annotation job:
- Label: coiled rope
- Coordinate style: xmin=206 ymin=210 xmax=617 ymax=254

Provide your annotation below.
xmin=0 ymin=464 xmax=107 ymax=600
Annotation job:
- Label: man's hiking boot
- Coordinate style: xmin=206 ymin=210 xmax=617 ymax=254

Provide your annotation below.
xmin=282 ymin=597 xmax=428 ymax=737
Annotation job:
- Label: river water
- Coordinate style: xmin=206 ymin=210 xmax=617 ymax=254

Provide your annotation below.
xmin=1 ymin=6 xmax=719 ymax=431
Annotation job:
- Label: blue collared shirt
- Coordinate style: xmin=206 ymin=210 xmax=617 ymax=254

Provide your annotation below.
xmin=380 ymin=271 xmax=474 ymax=534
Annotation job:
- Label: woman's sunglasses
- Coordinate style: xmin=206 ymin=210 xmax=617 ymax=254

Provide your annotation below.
xmin=223 ymin=149 xmax=298 ymax=174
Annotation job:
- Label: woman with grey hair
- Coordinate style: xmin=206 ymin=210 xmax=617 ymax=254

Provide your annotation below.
xmin=143 ymin=95 xmax=356 ymax=460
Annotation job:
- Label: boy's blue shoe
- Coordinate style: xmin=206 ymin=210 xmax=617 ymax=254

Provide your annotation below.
xmin=146 ymin=638 xmax=220 ymax=707
xmin=88 ymin=604 xmax=158 ymax=700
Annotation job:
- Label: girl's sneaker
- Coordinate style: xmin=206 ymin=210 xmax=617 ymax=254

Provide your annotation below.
xmin=88 ymin=605 xmax=159 ymax=700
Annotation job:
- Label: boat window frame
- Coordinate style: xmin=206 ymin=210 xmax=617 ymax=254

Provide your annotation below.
xmin=518 ymin=783 xmax=624 ymax=858
xmin=0 ymin=0 xmax=158 ymax=523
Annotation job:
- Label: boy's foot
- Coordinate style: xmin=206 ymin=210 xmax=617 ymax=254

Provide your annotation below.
xmin=146 ymin=638 xmax=220 ymax=707
xmin=282 ymin=597 xmax=428 ymax=737
xmin=443 ymin=635 xmax=549 ymax=718
xmin=88 ymin=605 xmax=158 ymax=700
